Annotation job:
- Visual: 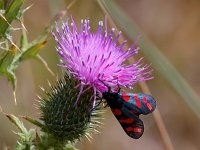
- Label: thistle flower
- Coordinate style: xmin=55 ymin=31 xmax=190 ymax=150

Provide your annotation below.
xmin=53 ymin=17 xmax=152 ymax=105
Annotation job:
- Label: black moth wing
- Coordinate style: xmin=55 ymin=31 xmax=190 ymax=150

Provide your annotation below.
xmin=111 ymin=105 xmax=144 ymax=139
xmin=102 ymin=88 xmax=144 ymax=139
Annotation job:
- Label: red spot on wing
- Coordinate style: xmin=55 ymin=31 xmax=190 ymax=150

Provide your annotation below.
xmin=112 ymin=109 xmax=122 ymax=115
xmin=147 ymin=103 xmax=152 ymax=110
xmin=134 ymin=95 xmax=141 ymax=108
xmin=125 ymin=127 xmax=133 ymax=132
xmin=143 ymin=96 xmax=153 ymax=110
xmin=119 ymin=118 xmax=134 ymax=124
xmin=122 ymin=92 xmax=130 ymax=102
xmin=130 ymin=110 xmax=137 ymax=114
xmin=133 ymin=128 xmax=142 ymax=133
xmin=143 ymin=96 xmax=147 ymax=103
xmin=126 ymin=127 xmax=142 ymax=133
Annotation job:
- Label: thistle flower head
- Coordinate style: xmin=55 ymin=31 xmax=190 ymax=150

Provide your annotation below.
xmin=53 ymin=17 xmax=152 ymax=102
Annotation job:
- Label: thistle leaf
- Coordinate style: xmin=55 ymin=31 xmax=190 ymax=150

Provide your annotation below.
xmin=0 ymin=45 xmax=16 ymax=71
xmin=19 ymin=24 xmax=28 ymax=51
xmin=5 ymin=114 xmax=28 ymax=134
xmin=5 ymin=69 xmax=16 ymax=89
xmin=0 ymin=45 xmax=17 ymax=89
xmin=20 ymin=41 xmax=47 ymax=61
xmin=64 ymin=142 xmax=78 ymax=150
xmin=0 ymin=0 xmax=24 ymax=39
xmin=22 ymin=116 xmax=44 ymax=128
xmin=0 ymin=10 xmax=65 ymax=91
xmin=6 ymin=114 xmax=36 ymax=149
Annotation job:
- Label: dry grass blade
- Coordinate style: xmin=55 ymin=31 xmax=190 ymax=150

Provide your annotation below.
xmin=96 ymin=0 xmax=200 ymax=119
xmin=65 ymin=0 xmax=77 ymax=10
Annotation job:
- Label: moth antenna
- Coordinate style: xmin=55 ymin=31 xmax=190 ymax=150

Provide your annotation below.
xmin=98 ymin=78 xmax=111 ymax=92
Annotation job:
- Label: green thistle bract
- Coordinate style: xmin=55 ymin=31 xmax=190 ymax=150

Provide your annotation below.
xmin=39 ymin=74 xmax=101 ymax=143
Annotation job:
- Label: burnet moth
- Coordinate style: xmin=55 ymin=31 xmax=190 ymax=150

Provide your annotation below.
xmin=101 ymin=83 xmax=156 ymax=139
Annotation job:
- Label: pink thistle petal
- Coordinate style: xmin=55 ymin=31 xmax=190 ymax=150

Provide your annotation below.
xmin=53 ymin=17 xmax=153 ymax=103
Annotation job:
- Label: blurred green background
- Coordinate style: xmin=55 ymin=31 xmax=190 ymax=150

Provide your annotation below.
xmin=0 ymin=0 xmax=200 ymax=149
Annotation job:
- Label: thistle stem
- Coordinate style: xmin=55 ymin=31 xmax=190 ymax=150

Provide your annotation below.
xmin=97 ymin=1 xmax=174 ymax=150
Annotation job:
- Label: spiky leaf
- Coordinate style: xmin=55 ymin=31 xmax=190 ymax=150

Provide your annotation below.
xmin=5 ymin=114 xmax=36 ymax=149
xmin=0 ymin=0 xmax=24 ymax=38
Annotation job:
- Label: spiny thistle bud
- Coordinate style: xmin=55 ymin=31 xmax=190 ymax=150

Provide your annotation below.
xmin=39 ymin=73 xmax=102 ymax=143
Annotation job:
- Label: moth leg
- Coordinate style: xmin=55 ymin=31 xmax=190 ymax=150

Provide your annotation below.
xmin=90 ymin=98 xmax=104 ymax=112
xmin=116 ymin=78 xmax=121 ymax=93
xmin=117 ymin=85 xmax=121 ymax=93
